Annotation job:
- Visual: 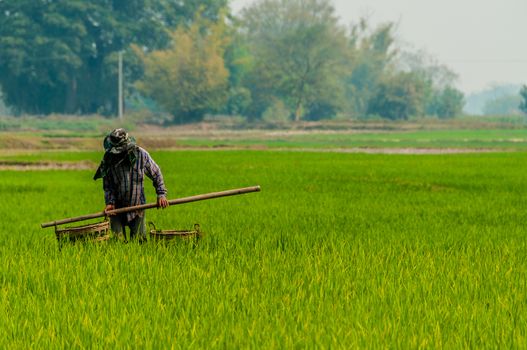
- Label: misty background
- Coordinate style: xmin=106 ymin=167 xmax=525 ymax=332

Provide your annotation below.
xmin=0 ymin=0 xmax=526 ymax=119
xmin=232 ymin=0 xmax=527 ymax=116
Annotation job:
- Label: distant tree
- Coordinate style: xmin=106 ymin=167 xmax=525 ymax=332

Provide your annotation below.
xmin=0 ymin=89 xmax=10 ymax=116
xmin=225 ymin=87 xmax=252 ymax=116
xmin=136 ymin=15 xmax=230 ymax=122
xmin=484 ymin=94 xmax=522 ymax=116
xmin=222 ymin=20 xmax=254 ymax=116
xmin=520 ymin=85 xmax=527 ymax=114
xmin=398 ymin=49 xmax=458 ymax=89
xmin=346 ymin=21 xmax=398 ymax=117
xmin=367 ymin=72 xmax=426 ymax=120
xmin=0 ymin=0 xmax=227 ymax=115
xmin=303 ymin=100 xmax=339 ymax=120
xmin=397 ymin=49 xmax=464 ymax=118
xmin=261 ymin=98 xmax=290 ymax=122
xmin=241 ymin=0 xmax=350 ymax=121
xmin=150 ymin=0 xmax=229 ymax=27
xmin=427 ymin=87 xmax=465 ymax=118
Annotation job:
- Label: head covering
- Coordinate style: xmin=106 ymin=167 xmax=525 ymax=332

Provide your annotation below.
xmin=93 ymin=128 xmax=138 ymax=180
xmin=105 ymin=128 xmax=133 ymax=154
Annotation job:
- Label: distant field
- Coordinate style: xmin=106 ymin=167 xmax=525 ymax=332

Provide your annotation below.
xmin=1 ymin=150 xmax=526 ymax=347
xmin=1 ymin=115 xmax=526 ymax=152
xmin=174 ymin=129 xmax=527 ymax=150
xmin=1 ymin=127 xmax=527 ymax=152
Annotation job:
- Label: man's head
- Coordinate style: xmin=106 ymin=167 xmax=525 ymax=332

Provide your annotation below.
xmin=104 ymin=128 xmax=133 ymax=154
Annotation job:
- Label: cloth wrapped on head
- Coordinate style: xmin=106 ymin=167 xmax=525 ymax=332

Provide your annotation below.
xmin=94 ymin=128 xmax=138 ymax=180
xmin=105 ymin=128 xmax=133 ymax=154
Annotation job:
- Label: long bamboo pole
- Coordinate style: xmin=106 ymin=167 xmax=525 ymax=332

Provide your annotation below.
xmin=41 ymin=186 xmax=261 ymax=228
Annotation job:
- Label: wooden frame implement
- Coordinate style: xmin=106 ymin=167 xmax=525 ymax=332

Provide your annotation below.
xmin=41 ymin=186 xmax=261 ymax=229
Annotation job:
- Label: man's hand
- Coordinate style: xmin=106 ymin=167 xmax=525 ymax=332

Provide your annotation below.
xmin=157 ymin=196 xmax=169 ymax=209
xmin=104 ymin=204 xmax=115 ymax=216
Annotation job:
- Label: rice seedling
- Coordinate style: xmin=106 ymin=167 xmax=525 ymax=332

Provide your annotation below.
xmin=0 ymin=150 xmax=525 ymax=348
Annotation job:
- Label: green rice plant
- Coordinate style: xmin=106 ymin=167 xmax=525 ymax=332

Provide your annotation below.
xmin=170 ymin=129 xmax=527 ymax=150
xmin=0 ymin=151 xmax=526 ymax=348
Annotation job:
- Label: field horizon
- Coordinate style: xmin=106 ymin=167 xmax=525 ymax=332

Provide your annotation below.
xmin=1 ymin=116 xmax=527 ymax=155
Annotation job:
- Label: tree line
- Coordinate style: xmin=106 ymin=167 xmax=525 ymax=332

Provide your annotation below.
xmin=0 ymin=0 xmax=468 ymax=122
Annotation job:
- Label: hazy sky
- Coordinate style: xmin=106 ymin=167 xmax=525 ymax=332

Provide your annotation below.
xmin=230 ymin=0 xmax=527 ymax=94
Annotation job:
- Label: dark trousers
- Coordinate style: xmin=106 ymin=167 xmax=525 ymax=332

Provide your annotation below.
xmin=110 ymin=213 xmax=146 ymax=241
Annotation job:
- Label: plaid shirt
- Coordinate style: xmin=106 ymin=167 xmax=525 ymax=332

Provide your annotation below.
xmin=103 ymin=147 xmax=167 ymax=222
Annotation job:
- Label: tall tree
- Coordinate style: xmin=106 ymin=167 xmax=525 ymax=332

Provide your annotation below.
xmin=222 ymin=22 xmax=254 ymax=116
xmin=367 ymin=72 xmax=426 ymax=120
xmin=520 ymin=85 xmax=527 ymax=115
xmin=241 ymin=0 xmax=350 ymax=121
xmin=0 ymin=0 xmax=227 ymax=115
xmin=427 ymin=87 xmax=464 ymax=118
xmin=398 ymin=49 xmax=463 ymax=118
xmin=346 ymin=21 xmax=397 ymax=117
xmin=136 ymin=14 xmax=230 ymax=122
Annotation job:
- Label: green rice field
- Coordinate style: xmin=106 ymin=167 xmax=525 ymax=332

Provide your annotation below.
xmin=177 ymin=129 xmax=527 ymax=150
xmin=2 ymin=124 xmax=527 ymax=151
xmin=1 ymin=150 xmax=526 ymax=348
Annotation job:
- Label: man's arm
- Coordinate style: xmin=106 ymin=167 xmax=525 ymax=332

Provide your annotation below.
xmin=143 ymin=150 xmax=169 ymax=208
xmin=103 ymin=174 xmax=116 ymax=213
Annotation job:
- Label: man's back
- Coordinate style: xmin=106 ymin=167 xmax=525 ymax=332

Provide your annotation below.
xmin=95 ymin=128 xmax=169 ymax=241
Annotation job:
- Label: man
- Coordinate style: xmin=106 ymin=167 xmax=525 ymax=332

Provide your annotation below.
xmin=94 ymin=128 xmax=169 ymax=241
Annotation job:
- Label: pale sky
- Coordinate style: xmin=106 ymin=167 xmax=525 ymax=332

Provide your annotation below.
xmin=230 ymin=0 xmax=527 ymax=94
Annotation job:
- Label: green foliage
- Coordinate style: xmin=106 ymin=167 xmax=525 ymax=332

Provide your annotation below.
xmin=241 ymin=0 xmax=350 ymax=121
xmin=136 ymin=15 xmax=230 ymax=123
xmin=427 ymin=87 xmax=465 ymax=118
xmin=0 ymin=90 xmax=10 ymax=116
xmin=223 ymin=28 xmax=254 ymax=88
xmin=226 ymin=87 xmax=252 ymax=116
xmin=520 ymin=85 xmax=527 ymax=114
xmin=397 ymin=49 xmax=464 ymax=119
xmin=303 ymin=100 xmax=339 ymax=120
xmin=261 ymin=99 xmax=291 ymax=122
xmin=346 ymin=21 xmax=397 ymax=117
xmin=367 ymin=72 xmax=426 ymax=120
xmin=223 ymin=30 xmax=254 ymax=116
xmin=0 ymin=0 xmax=227 ymax=115
xmin=0 ymin=0 xmax=468 ymax=122
xmin=149 ymin=0 xmax=228 ymax=27
xmin=0 ymin=151 xmax=526 ymax=347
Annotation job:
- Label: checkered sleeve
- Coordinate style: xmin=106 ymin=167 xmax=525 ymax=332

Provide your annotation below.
xmin=103 ymin=173 xmax=116 ymax=205
xmin=143 ymin=150 xmax=168 ymax=198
